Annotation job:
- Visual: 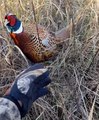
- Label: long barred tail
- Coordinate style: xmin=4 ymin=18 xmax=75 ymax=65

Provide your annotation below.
xmin=55 ymin=21 xmax=73 ymax=42
xmin=54 ymin=14 xmax=83 ymax=44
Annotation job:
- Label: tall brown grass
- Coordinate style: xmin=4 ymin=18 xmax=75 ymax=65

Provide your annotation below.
xmin=0 ymin=0 xmax=99 ymax=120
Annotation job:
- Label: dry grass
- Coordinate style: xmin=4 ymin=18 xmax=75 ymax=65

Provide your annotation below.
xmin=0 ymin=0 xmax=99 ymax=120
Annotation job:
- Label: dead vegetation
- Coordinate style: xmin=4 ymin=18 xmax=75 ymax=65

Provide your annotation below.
xmin=0 ymin=0 xmax=99 ymax=120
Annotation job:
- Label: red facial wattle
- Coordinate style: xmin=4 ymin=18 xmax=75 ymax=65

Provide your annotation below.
xmin=5 ymin=15 xmax=16 ymax=26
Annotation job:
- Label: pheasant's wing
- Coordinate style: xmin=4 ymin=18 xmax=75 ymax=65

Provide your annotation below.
xmin=25 ymin=23 xmax=62 ymax=49
xmin=24 ymin=23 xmax=48 ymax=39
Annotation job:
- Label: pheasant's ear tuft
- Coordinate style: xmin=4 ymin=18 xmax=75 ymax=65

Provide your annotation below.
xmin=5 ymin=15 xmax=7 ymax=19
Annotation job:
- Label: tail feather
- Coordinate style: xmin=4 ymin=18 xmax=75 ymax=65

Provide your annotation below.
xmin=54 ymin=14 xmax=83 ymax=43
xmin=55 ymin=21 xmax=73 ymax=41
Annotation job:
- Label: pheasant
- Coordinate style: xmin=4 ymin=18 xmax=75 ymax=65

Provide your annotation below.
xmin=4 ymin=13 xmax=72 ymax=63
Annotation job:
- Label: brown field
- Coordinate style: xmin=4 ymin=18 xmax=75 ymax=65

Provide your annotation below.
xmin=0 ymin=0 xmax=99 ymax=120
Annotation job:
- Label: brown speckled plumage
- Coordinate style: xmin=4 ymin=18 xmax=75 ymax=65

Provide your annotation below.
xmin=10 ymin=26 xmax=55 ymax=62
xmin=5 ymin=14 xmax=71 ymax=63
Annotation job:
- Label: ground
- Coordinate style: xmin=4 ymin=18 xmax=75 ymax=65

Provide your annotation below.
xmin=0 ymin=0 xmax=99 ymax=120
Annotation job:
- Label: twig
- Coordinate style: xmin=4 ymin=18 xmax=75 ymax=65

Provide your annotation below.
xmin=19 ymin=0 xmax=27 ymax=11
xmin=85 ymin=48 xmax=99 ymax=74
xmin=88 ymin=84 xmax=99 ymax=120
xmin=31 ymin=0 xmax=40 ymax=40
xmin=14 ymin=45 xmax=29 ymax=66
xmin=73 ymin=66 xmax=89 ymax=118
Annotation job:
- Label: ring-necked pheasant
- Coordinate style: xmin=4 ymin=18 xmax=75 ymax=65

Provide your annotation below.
xmin=4 ymin=13 xmax=72 ymax=63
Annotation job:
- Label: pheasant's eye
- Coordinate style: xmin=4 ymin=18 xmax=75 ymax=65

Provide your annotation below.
xmin=10 ymin=16 xmax=16 ymax=26
xmin=7 ymin=16 xmax=11 ymax=21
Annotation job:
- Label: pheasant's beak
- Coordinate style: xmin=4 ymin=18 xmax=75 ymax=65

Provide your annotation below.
xmin=4 ymin=19 xmax=9 ymax=26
